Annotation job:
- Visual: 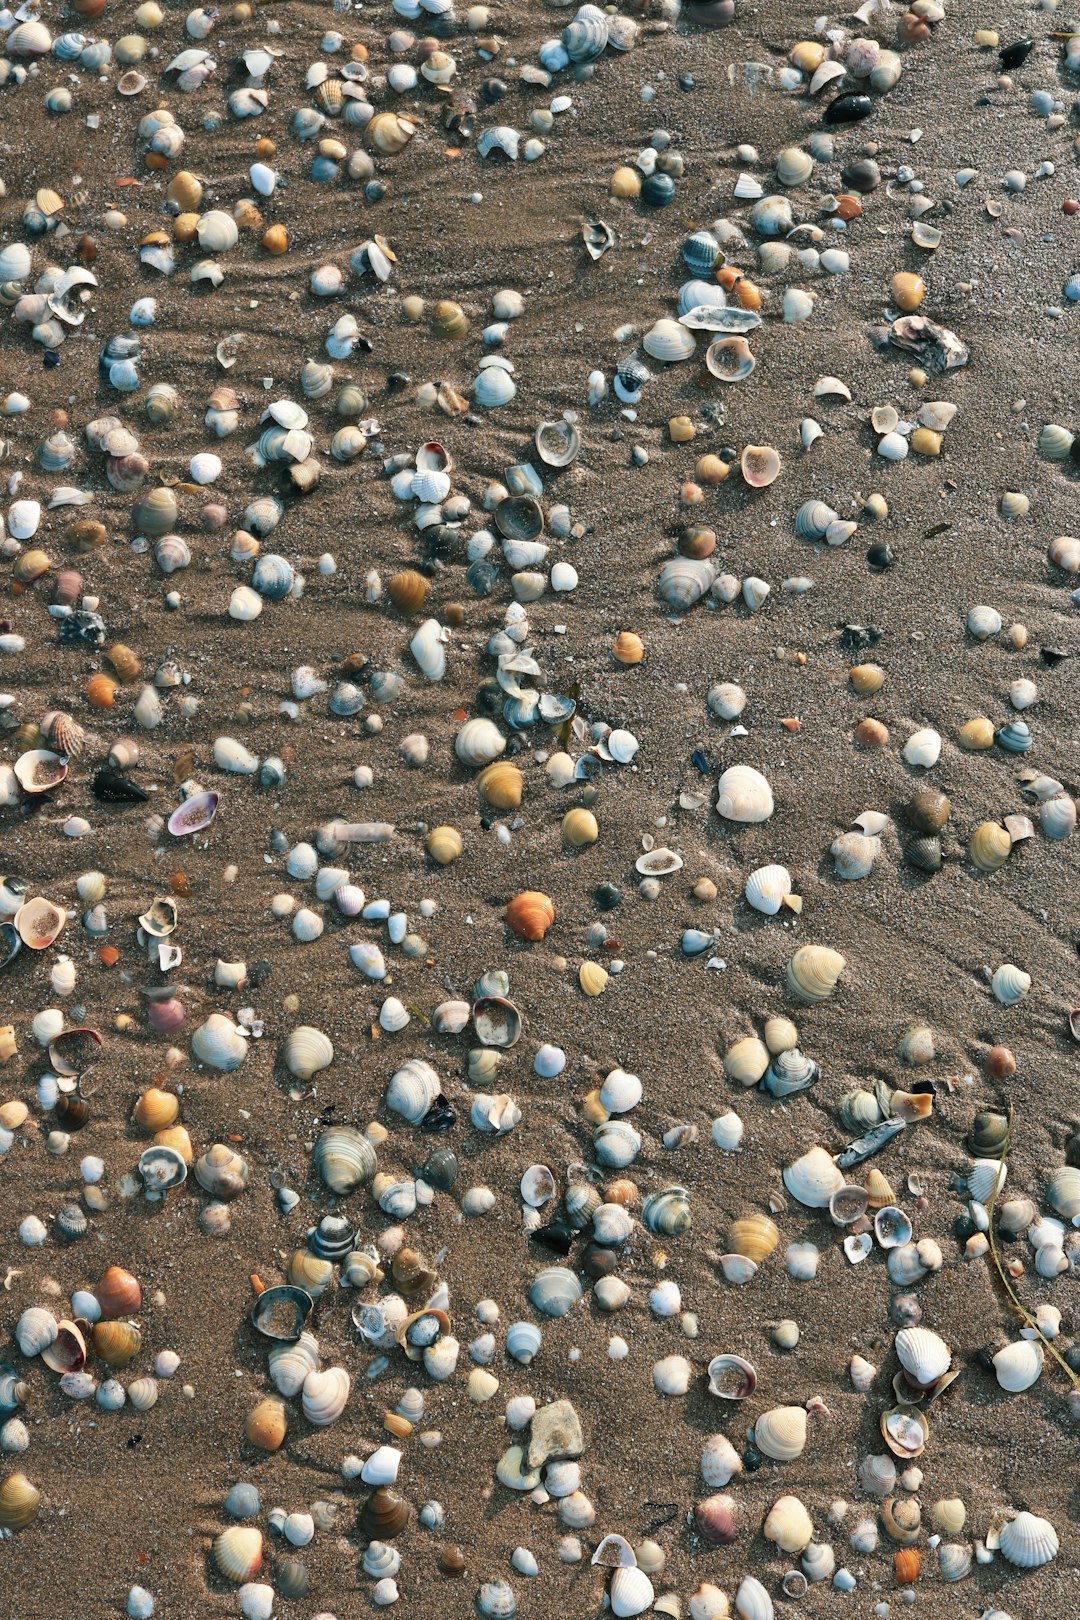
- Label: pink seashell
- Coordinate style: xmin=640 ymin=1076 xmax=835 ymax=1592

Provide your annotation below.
xmin=147 ymin=996 xmax=186 ymax=1034
xmin=202 ymin=503 xmax=228 ymax=530
xmin=53 ymin=569 xmax=83 ymax=607
xmin=168 ymin=791 xmax=219 ymax=837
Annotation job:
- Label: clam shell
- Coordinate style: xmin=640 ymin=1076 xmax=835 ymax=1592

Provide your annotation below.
xmin=706 ymin=1353 xmax=758 ymax=1400
xmin=529 ymin=1265 xmax=582 ymax=1318
xmin=643 ymin=318 xmax=696 ymax=363
xmin=313 ymin=1126 xmax=377 ymax=1194
xmin=301 ymin=1365 xmax=350 ymax=1426
xmin=754 ymin=1406 xmax=808 ymax=1462
xmin=764 ymin=1494 xmax=813 ymax=1553
xmin=786 ymin=945 xmax=846 ymax=1003
xmin=657 ymin=556 xmax=715 ymax=610
xmin=716 ymin=765 xmax=773 ymax=823
xmin=992 ymin=1339 xmax=1043 ymax=1392
xmin=783 ymin=1146 xmax=843 ymax=1208
xmin=282 ymin=1025 xmax=334 ymax=1080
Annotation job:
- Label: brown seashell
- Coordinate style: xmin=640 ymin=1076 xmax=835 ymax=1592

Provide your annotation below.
xmin=431 ymin=298 xmax=469 ymax=339
xmin=364 ymin=111 xmax=420 ymax=156
xmin=245 ymin=1397 xmax=286 ymax=1451
xmin=505 ymin=891 xmax=555 ymax=942
xmin=96 ymin=1263 xmax=142 ymax=1319
xmin=986 ymin=1044 xmax=1015 ymax=1080
xmin=361 ymin=1487 xmax=411 ymax=1539
xmin=134 ymin=1087 xmax=179 ymax=1132
xmin=387 ymin=569 xmax=429 ymax=614
xmin=91 ymin=1319 xmax=141 ymax=1367
xmin=694 ymin=1493 xmax=738 ymax=1545
xmin=107 ymin=643 xmax=142 ymax=683
xmin=439 ymin=1544 xmax=466 ymax=1576
xmin=13 ymin=549 xmax=51 ymax=584
xmin=166 ymin=170 xmax=203 ymax=211
xmin=0 ymin=1471 xmax=41 ymax=1532
xmin=907 ymin=787 xmax=950 ymax=832
xmin=43 ymin=711 xmax=85 ymax=757
xmin=855 ymin=717 xmax=889 ymax=749
xmin=894 ymin=1548 xmax=922 ymax=1584
xmin=891 ymin=272 xmax=925 ymax=312
xmin=262 ymin=223 xmax=289 ymax=255
xmin=67 ymin=519 xmax=107 ymax=553
xmin=53 ymin=570 xmax=83 ymax=607
xmin=678 ymin=525 xmax=717 ymax=560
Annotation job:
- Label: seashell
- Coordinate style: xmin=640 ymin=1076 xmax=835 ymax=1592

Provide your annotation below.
xmin=386 ymin=1057 xmax=442 ymax=1123
xmin=91 ymin=1320 xmax=142 ymax=1367
xmin=794 ymin=500 xmax=838 ymax=541
xmin=707 ymin=1353 xmax=758 ymax=1400
xmin=14 ymin=750 xmax=66 ymax=795
xmin=610 ymin=1566 xmax=654 ymax=1617
xmin=477 ymin=761 xmax=523 ymax=809
xmin=764 ymin=1495 xmax=813 ymax=1554
xmin=750 ymin=195 xmax=793 ymax=236
xmin=15 ymin=1306 xmax=58 ymax=1358
xmin=15 ymin=897 xmax=66 ymax=950
xmin=658 ymin=555 xmax=716 ymax=611
xmin=212 ymin=736 xmax=259 ymax=775
xmin=728 ymin=1215 xmax=779 ymax=1263
xmin=1047 ymin=1164 xmax=1080 ymax=1218
xmin=968 ymin=821 xmax=1012 ymax=873
xmin=880 ymin=1405 xmax=929 ymax=1458
xmin=999 ymin=1511 xmax=1058 ymax=1569
xmin=991 ymin=964 xmax=1030 ymax=1006
xmin=192 ymin=1013 xmax=248 ymax=1071
xmin=456 ymin=717 xmax=506 ymax=769
xmin=745 ymin=864 xmax=794 ymax=915
xmin=505 ymin=1321 xmax=543 ymax=1364
xmin=895 ymin=1327 xmax=951 ymax=1389
xmin=754 ymin=1406 xmax=808 ymax=1462
xmin=716 ymin=765 xmax=773 ymax=823
xmin=168 ymin=790 xmax=219 ymax=837
xmin=993 ymin=1340 xmax=1043 ymax=1392
xmin=213 ymin=1526 xmax=264 ymax=1583
xmin=831 ymin=831 xmax=879 ymax=879
xmin=268 ymin=1333 xmax=320 ymax=1397
xmin=642 ymin=1186 xmax=691 ymax=1236
xmin=874 ymin=1206 xmax=912 ymax=1248
xmin=194 ymin=1144 xmax=250 ymax=1200
xmin=313 ymin=1126 xmax=376 ymax=1194
xmin=529 ymin=1265 xmax=582 ymax=1318
xmin=644 ymin=318 xmax=697 ymax=364
xmin=764 ymin=1049 xmax=819 ymax=1097
xmin=723 ymin=1036 xmax=770 ymax=1086
xmin=505 ymin=891 xmax=554 ymax=941
xmin=937 ymin=1544 xmax=972 ymax=1583
xmin=902 ymin=727 xmax=941 ymax=767
xmin=787 ymin=945 xmax=846 ymax=1003
xmin=996 ymin=719 xmax=1032 ymax=754
xmin=302 ymin=1365 xmax=350 ymax=1426
xmin=708 ymin=682 xmax=746 ymax=720
xmin=283 ymin=1026 xmax=333 ymax=1081
xmin=0 ymin=1472 xmax=41 ymax=1532
xmin=783 ymin=1146 xmax=843 ymax=1208
xmin=741 ymin=444 xmax=781 ymax=487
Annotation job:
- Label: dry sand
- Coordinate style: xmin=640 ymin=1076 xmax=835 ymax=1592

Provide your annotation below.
xmin=0 ymin=1 xmax=1078 ymax=1616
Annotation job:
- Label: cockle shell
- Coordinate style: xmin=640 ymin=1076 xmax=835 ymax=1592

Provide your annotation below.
xmin=991 ymin=964 xmax=1030 ymax=1006
xmin=716 ymin=765 xmax=773 ymax=823
xmin=783 ymin=1146 xmax=843 ymax=1208
xmin=999 ymin=1511 xmax=1058 ymax=1568
xmin=992 ymin=1340 xmax=1043 ymax=1392
xmin=754 ymin=1406 xmax=808 ymax=1462
xmin=213 ymin=1526 xmax=264 ymax=1583
xmin=895 ymin=1327 xmax=950 ymax=1388
xmin=744 ymin=864 xmax=793 ymax=914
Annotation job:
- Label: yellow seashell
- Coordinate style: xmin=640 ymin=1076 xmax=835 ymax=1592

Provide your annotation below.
xmin=958 ymin=716 xmax=994 ymax=750
xmin=477 ymin=761 xmax=523 ymax=809
xmin=133 ymin=1086 xmax=179 ymax=1132
xmin=579 ymin=961 xmax=609 ymax=998
xmin=764 ymin=1493 xmax=814 ymax=1554
xmin=931 ymin=1497 xmax=966 ymax=1534
xmin=723 ymin=1036 xmax=770 ymax=1086
xmin=968 ymin=820 xmax=1011 ymax=872
xmin=865 ymin=1167 xmax=895 ymax=1208
xmin=426 ymin=825 xmax=464 ymax=865
xmin=91 ymin=1319 xmax=141 ymax=1367
xmin=911 ymin=427 xmax=941 ymax=457
xmin=0 ymin=1028 xmax=17 ymax=1066
xmin=212 ymin=1524 xmax=265 ymax=1581
xmin=0 ymin=1470 xmax=41 ymax=1531
xmin=581 ymin=1089 xmax=609 ymax=1125
xmin=562 ymin=807 xmax=598 ymax=848
xmin=153 ymin=1124 xmax=193 ymax=1162
xmin=763 ymin=1015 xmax=798 ymax=1054
xmin=728 ymin=1214 xmax=779 ymax=1263
xmin=13 ymin=548 xmax=51 ymax=584
xmin=790 ymin=39 xmax=827 ymax=72
xmin=610 ymin=166 xmax=641 ymax=199
xmin=787 ymin=944 xmax=846 ymax=1003
xmin=849 ymin=662 xmax=885 ymax=695
xmin=612 ymin=630 xmax=644 ymax=665
xmin=891 ymin=271 xmax=925 ymax=311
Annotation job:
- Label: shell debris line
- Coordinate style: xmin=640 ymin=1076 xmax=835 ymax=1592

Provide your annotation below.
xmin=0 ymin=0 xmax=1079 ymax=1616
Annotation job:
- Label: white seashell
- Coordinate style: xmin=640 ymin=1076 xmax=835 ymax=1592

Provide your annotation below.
xmin=610 ymin=1566 xmax=655 ymax=1617
xmin=734 ymin=1575 xmax=774 ymax=1620
xmin=902 ymin=728 xmax=941 ymax=767
xmin=701 ymin=1433 xmax=742 ymax=1488
xmin=764 ymin=1495 xmax=814 ymax=1553
xmin=895 ymin=1327 xmax=951 ymax=1388
xmin=783 ymin=1147 xmax=842 ymax=1208
xmin=456 ymin=717 xmax=506 ymax=768
xmin=642 ymin=319 xmax=695 ymax=363
xmin=754 ymin=1406 xmax=808 ymax=1462
xmin=599 ymin=1067 xmax=642 ymax=1113
xmin=1040 ymin=797 xmax=1076 ymax=841
xmin=831 ymin=831 xmax=879 ymax=880
xmin=716 ymin=764 xmax=773 ymax=823
xmin=993 ymin=1340 xmax=1043 ymax=1393
xmin=711 ymin=1111 xmax=744 ymax=1151
xmin=410 ymin=617 xmax=447 ymax=681
xmin=999 ymin=1511 xmax=1058 ymax=1569
xmin=968 ymin=1158 xmax=1006 ymax=1204
xmin=991 ymin=963 xmax=1030 ymax=1005
xmin=191 ymin=1013 xmax=247 ymax=1071
xmin=652 ymin=1355 xmax=692 ymax=1396
xmin=708 ymin=682 xmax=746 ymax=720
xmin=213 ymin=736 xmax=260 ymax=775
xmin=301 ymin=1365 xmax=350 ymax=1426
xmin=744 ymin=864 xmax=792 ymax=915
xmin=349 ymin=940 xmax=387 ymax=979
xmin=15 ymin=1306 xmax=58 ymax=1357
xmin=268 ymin=1332 xmax=320 ymax=1397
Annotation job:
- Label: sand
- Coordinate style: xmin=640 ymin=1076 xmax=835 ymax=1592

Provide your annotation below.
xmin=0 ymin=1 xmax=1078 ymax=1616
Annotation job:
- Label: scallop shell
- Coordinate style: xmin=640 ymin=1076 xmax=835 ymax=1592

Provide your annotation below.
xmin=313 ymin=1126 xmax=377 ymax=1194
xmin=15 ymin=1306 xmax=58 ymax=1357
xmin=794 ymin=500 xmax=838 ymax=540
xmin=744 ymin=864 xmax=793 ymax=914
xmin=302 ymin=1365 xmax=350 ymax=1426
xmin=764 ymin=1048 xmax=819 ymax=1097
xmin=895 ymin=1327 xmax=951 ymax=1389
xmin=716 ymin=765 xmax=773 ymax=823
xmin=783 ymin=1146 xmax=843 ymax=1208
xmin=212 ymin=1526 xmax=264 ymax=1583
xmin=754 ymin=1406 xmax=808 ymax=1462
xmin=999 ymin=1511 xmax=1058 ymax=1569
xmin=786 ymin=945 xmax=846 ymax=1003
xmin=0 ymin=1471 xmax=40 ymax=1531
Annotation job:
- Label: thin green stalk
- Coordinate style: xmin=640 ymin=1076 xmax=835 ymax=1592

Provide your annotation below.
xmin=985 ymin=1114 xmax=1080 ymax=1392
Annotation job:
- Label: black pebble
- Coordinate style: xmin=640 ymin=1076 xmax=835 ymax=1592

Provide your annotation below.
xmin=867 ymin=541 xmax=894 ymax=571
xmin=742 ymin=1445 xmax=764 ymax=1472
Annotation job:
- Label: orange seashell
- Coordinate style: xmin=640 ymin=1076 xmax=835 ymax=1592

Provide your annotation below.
xmin=262 ymin=224 xmax=288 ymax=255
xmin=894 ymin=1548 xmax=921 ymax=1584
xmin=246 ymin=1397 xmax=287 ymax=1451
xmin=98 ymin=945 xmax=120 ymax=967
xmin=154 ymin=1124 xmax=193 ymax=1162
xmin=107 ymin=643 xmax=141 ymax=683
xmin=505 ymin=891 xmax=555 ymax=942
xmin=387 ymin=569 xmax=429 ymax=614
xmin=986 ymin=1044 xmax=1016 ymax=1079
xmin=143 ymin=151 xmax=168 ymax=171
xmin=835 ymin=194 xmax=863 ymax=221
xmin=91 ymin=1319 xmax=141 ymax=1367
xmin=96 ymin=1263 xmax=142 ymax=1319
xmin=133 ymin=1087 xmax=179 ymax=1132
xmin=891 ymin=271 xmax=925 ymax=312
xmin=717 ymin=264 xmax=743 ymax=290
xmin=67 ymin=519 xmax=107 ymax=553
xmin=612 ymin=630 xmax=644 ymax=666
xmin=736 ymin=279 xmax=763 ymax=311
xmin=87 ymin=672 xmax=118 ymax=709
